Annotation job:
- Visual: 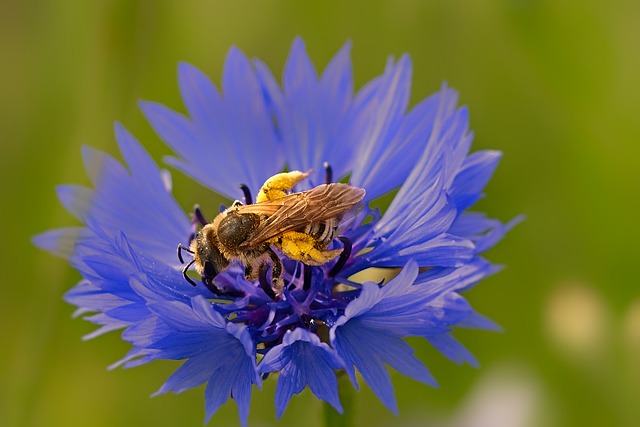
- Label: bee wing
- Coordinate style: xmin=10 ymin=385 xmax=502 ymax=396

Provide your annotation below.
xmin=236 ymin=183 xmax=365 ymax=247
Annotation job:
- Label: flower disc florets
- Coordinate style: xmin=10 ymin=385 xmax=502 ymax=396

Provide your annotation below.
xmin=34 ymin=38 xmax=518 ymax=426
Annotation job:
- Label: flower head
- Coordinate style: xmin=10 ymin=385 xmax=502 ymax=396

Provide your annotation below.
xmin=34 ymin=38 xmax=517 ymax=425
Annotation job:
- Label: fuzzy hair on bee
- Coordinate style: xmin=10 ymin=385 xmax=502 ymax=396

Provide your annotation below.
xmin=180 ymin=170 xmax=365 ymax=295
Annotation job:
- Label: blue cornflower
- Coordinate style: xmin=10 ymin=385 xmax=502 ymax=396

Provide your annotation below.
xmin=34 ymin=38 xmax=517 ymax=425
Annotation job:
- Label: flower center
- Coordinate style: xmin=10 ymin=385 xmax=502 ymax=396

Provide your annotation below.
xmin=175 ymin=164 xmax=367 ymax=348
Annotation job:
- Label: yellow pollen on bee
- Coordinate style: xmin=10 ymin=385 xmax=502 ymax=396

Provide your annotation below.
xmin=256 ymin=169 xmax=342 ymax=266
xmin=274 ymin=231 xmax=342 ymax=266
xmin=256 ymin=170 xmax=311 ymax=203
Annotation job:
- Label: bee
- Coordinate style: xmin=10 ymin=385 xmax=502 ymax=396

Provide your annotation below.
xmin=179 ymin=171 xmax=365 ymax=294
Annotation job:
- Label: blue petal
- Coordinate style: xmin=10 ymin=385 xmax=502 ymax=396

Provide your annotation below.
xmin=178 ymin=61 xmax=223 ymax=129
xmin=121 ymin=316 xmax=169 ymax=348
xmin=426 ymin=334 xmax=478 ymax=367
xmin=154 ymin=353 xmax=216 ymax=395
xmin=319 ymin=40 xmax=353 ymax=125
xmin=450 ymin=150 xmax=501 ymax=211
xmin=63 ymin=279 xmax=125 ymax=314
xmin=412 ymin=257 xmax=497 ymax=300
xmin=145 ymin=296 xmax=258 ymax=426
xmin=331 ymin=262 xmax=440 ymax=412
xmin=62 ymin=225 xmax=201 ymax=337
xmin=56 ymin=185 xmax=93 ymax=221
xmin=74 ymin=125 xmax=191 ymax=266
xmin=254 ymin=39 xmax=355 ymax=186
xmin=332 ymin=319 xmax=398 ymax=413
xmin=203 ymin=351 xmax=256 ymax=427
xmin=139 ymin=101 xmax=201 ymax=170
xmin=330 ymin=259 xmax=499 ymax=410
xmin=148 ymin=295 xmax=233 ymax=335
xmin=345 ymin=87 xmax=484 ymax=274
xmin=80 ymin=317 xmax=129 ymax=340
xmin=283 ymin=37 xmax=319 ymax=102
xmin=142 ymin=49 xmax=283 ymax=199
xmin=149 ymin=300 xmax=210 ymax=332
xmin=258 ymin=328 xmax=344 ymax=418
xmin=456 ymin=311 xmax=503 ymax=331
xmin=32 ymin=227 xmax=86 ymax=259
xmin=347 ymin=232 xmax=474 ymax=275
xmin=451 ymin=213 xmax=525 ymax=255
xmin=349 ymin=56 xmax=412 ymax=199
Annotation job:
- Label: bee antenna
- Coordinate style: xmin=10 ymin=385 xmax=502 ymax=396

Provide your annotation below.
xmin=177 ymin=243 xmax=194 ymax=264
xmin=239 ymin=183 xmax=253 ymax=205
xmin=323 ymin=162 xmax=333 ymax=184
xmin=182 ymin=259 xmax=197 ymax=286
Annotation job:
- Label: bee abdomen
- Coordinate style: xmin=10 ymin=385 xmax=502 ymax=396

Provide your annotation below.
xmin=303 ymin=219 xmax=336 ymax=247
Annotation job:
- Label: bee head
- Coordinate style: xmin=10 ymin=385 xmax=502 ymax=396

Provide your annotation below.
xmin=190 ymin=225 xmax=229 ymax=283
xmin=217 ymin=212 xmax=260 ymax=250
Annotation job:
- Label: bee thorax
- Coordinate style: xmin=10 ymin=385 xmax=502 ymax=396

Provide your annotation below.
xmin=216 ymin=212 xmax=261 ymax=250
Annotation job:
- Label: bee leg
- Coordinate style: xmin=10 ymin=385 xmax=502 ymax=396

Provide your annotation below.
xmin=244 ymin=263 xmax=254 ymax=280
xmin=256 ymin=170 xmax=311 ymax=203
xmin=265 ymin=247 xmax=284 ymax=294
xmin=258 ymin=265 xmax=276 ymax=299
xmin=242 ymin=254 xmax=264 ymax=282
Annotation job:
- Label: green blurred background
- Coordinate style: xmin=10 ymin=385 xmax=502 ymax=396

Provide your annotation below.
xmin=3 ymin=1 xmax=639 ymax=426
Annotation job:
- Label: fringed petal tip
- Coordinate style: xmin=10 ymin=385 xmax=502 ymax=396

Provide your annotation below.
xmin=32 ymin=228 xmax=84 ymax=259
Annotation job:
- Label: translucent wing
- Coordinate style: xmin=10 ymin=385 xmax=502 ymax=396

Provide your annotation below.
xmin=235 ymin=183 xmax=365 ymax=248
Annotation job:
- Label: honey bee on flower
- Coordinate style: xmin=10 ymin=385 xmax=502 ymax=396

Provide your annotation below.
xmin=181 ymin=170 xmax=365 ymax=294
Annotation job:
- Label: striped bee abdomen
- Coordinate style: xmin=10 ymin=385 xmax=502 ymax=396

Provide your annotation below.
xmin=303 ymin=218 xmax=338 ymax=247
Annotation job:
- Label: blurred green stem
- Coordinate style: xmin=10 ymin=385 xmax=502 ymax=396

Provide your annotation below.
xmin=324 ymin=373 xmax=354 ymax=427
